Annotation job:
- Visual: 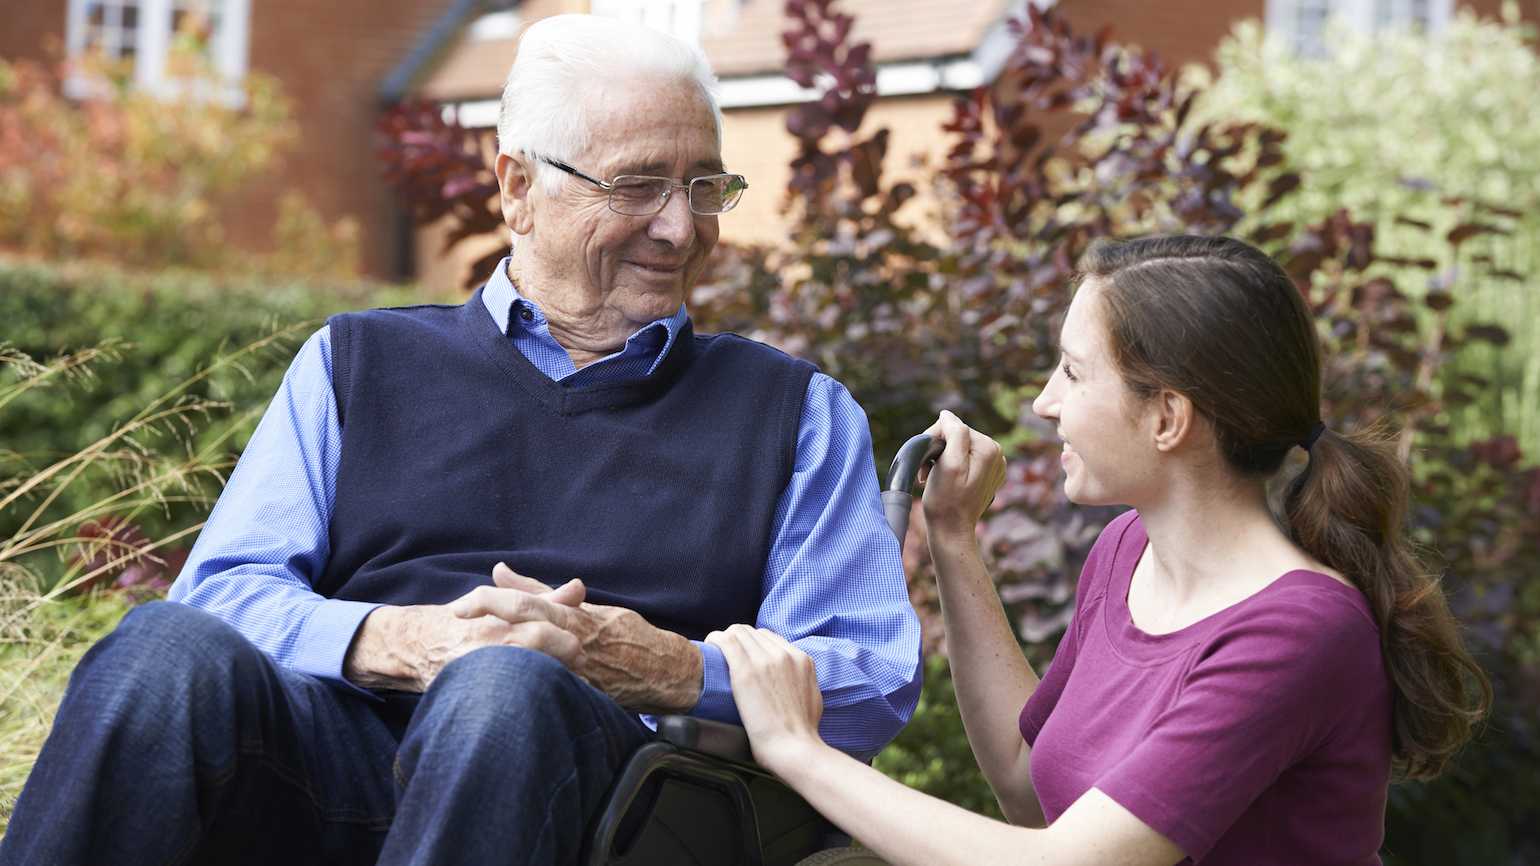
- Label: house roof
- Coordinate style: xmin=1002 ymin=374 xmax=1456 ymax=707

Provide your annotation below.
xmin=703 ymin=0 xmax=1014 ymax=77
xmin=381 ymin=0 xmax=489 ymax=103
xmin=416 ymin=28 xmax=522 ymax=102
xmin=413 ymin=0 xmax=1018 ymax=103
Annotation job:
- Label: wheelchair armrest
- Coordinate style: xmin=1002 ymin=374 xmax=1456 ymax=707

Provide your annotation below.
xmin=586 ymin=720 xmax=850 ymax=864
xmin=655 ymin=715 xmax=756 ymax=765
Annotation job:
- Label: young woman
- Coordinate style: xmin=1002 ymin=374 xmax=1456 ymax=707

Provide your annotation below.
xmin=707 ymin=235 xmax=1490 ymax=866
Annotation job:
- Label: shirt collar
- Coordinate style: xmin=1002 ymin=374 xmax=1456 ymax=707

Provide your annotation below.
xmin=483 ymin=257 xmax=689 ymax=355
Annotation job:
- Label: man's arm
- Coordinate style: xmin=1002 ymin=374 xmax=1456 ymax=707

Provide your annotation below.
xmin=171 ymin=328 xmax=582 ymax=691
xmin=693 ymin=373 xmax=924 ymax=758
xmin=169 ymin=327 xmax=380 ymax=683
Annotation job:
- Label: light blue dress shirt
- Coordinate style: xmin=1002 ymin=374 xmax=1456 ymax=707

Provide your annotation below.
xmin=170 ymin=260 xmax=923 ymax=757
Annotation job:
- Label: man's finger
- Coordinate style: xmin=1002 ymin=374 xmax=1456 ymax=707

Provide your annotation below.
xmin=490 ymin=565 xmax=585 ymax=607
xmin=451 ymin=585 xmax=577 ymax=631
xmin=492 ymin=562 xmax=551 ymax=593
xmin=508 ymin=621 xmax=584 ymax=668
xmin=450 ymin=584 xmax=524 ymax=619
xmin=545 ymin=578 xmax=586 ymax=607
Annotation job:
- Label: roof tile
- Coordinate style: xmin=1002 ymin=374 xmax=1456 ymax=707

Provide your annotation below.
xmin=416 ymin=0 xmax=1015 ymax=100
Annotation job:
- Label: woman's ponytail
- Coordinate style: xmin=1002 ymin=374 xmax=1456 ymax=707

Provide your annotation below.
xmin=1284 ymin=422 xmax=1492 ymax=780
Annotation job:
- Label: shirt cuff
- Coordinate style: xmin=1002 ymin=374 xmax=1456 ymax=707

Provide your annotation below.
xmin=289 ymin=598 xmax=385 ymax=695
xmin=688 ymin=640 xmax=741 ymax=723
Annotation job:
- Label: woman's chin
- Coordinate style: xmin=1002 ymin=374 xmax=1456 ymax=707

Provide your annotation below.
xmin=1063 ymin=478 xmax=1115 ymax=507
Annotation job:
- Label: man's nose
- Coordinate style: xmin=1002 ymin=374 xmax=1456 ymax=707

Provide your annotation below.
xmin=646 ymin=188 xmax=696 ymax=247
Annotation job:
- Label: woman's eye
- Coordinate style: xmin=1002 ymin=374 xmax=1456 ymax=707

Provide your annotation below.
xmin=1061 ymin=363 xmax=1077 ymax=382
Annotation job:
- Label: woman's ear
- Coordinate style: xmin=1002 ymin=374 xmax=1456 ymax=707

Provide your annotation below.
xmin=1151 ymin=389 xmax=1196 ymax=453
xmin=495 ymin=152 xmax=536 ymax=236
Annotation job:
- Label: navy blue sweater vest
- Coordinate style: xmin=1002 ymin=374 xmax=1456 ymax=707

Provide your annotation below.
xmin=316 ymin=288 xmax=816 ymax=640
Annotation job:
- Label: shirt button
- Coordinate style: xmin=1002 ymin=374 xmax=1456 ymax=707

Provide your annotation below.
xmin=519 ymin=308 xmax=534 ymax=322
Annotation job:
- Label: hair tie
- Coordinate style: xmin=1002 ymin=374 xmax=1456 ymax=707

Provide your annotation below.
xmin=1303 ymin=421 xmax=1327 ymax=452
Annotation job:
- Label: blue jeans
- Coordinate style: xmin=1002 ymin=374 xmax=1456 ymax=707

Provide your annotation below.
xmin=0 ymin=601 xmax=652 ymax=866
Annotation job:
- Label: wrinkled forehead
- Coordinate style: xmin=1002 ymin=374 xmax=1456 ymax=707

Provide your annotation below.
xmin=577 ymin=75 xmax=722 ymax=172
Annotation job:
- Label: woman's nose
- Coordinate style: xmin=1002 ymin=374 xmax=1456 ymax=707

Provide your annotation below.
xmin=1032 ymin=382 xmax=1058 ymax=422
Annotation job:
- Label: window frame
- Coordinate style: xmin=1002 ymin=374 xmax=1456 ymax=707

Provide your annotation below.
xmin=1264 ymin=0 xmax=1454 ymax=57
xmin=64 ymin=0 xmax=251 ymax=103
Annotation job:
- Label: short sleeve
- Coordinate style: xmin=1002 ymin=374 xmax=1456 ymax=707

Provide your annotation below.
xmin=1019 ymin=510 xmax=1135 ymax=743
xmin=1019 ymin=611 xmax=1078 ymax=745
xmin=1092 ymin=590 xmax=1380 ymax=861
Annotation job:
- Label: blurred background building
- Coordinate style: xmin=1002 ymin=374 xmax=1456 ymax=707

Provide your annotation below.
xmin=3 ymin=0 xmax=1534 ymax=290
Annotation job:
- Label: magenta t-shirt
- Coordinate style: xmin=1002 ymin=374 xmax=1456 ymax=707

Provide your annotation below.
xmin=1020 ymin=511 xmax=1393 ymax=864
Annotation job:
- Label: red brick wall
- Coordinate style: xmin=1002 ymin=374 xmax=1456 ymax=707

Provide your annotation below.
xmin=1466 ymin=0 xmax=1540 ymax=20
xmin=235 ymin=0 xmax=460 ymax=279
xmin=1059 ymin=0 xmax=1268 ymax=68
xmin=0 ymin=3 xmax=65 ymax=66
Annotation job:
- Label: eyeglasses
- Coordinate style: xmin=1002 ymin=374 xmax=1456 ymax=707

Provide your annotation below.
xmin=537 ymin=156 xmax=748 ymax=217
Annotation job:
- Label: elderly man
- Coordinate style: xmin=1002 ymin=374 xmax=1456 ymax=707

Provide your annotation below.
xmin=0 ymin=14 xmax=920 ymax=866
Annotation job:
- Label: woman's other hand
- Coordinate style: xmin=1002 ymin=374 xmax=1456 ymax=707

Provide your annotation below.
xmin=920 ymin=410 xmax=1007 ymax=540
xmin=706 ymin=625 xmax=826 ymax=774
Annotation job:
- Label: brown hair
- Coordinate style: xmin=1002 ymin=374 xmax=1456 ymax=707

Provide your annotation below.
xmin=1079 ymin=234 xmax=1490 ymax=780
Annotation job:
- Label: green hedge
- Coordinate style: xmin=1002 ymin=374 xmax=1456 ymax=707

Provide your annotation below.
xmin=0 ymin=257 xmax=423 ymax=554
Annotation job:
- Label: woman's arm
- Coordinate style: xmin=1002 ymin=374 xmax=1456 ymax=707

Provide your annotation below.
xmin=707 ymin=626 xmax=1184 ymax=866
xmin=920 ymin=411 xmax=1042 ymax=823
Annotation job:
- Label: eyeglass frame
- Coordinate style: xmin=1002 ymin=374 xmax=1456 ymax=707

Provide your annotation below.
xmin=535 ymin=155 xmax=748 ymax=217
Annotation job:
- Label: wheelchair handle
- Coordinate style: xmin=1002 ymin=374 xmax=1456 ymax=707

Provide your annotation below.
xmin=881 ymin=433 xmax=945 ymax=550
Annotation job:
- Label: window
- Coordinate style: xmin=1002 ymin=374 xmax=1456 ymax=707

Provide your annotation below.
xmin=1375 ymin=0 xmax=1443 ymax=31
xmin=76 ymin=1 xmax=142 ymax=64
xmin=1291 ymin=0 xmax=1332 ymax=57
xmin=1265 ymin=0 xmax=1452 ymax=57
xmin=65 ymin=0 xmax=250 ymax=101
xmin=591 ymin=0 xmax=704 ymax=44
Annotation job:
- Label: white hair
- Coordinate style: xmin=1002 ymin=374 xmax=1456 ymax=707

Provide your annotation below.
xmin=497 ymin=14 xmax=724 ymax=194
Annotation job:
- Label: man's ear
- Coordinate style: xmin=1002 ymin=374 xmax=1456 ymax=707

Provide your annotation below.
xmin=495 ymin=152 xmax=536 ymax=236
xmin=1151 ymin=389 xmax=1196 ymax=453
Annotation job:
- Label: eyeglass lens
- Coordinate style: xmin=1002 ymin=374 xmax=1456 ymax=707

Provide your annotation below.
xmin=607 ymin=175 xmax=746 ymax=216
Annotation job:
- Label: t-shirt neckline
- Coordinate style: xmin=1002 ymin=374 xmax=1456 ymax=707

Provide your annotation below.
xmin=1104 ymin=513 xmax=1363 ymax=663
